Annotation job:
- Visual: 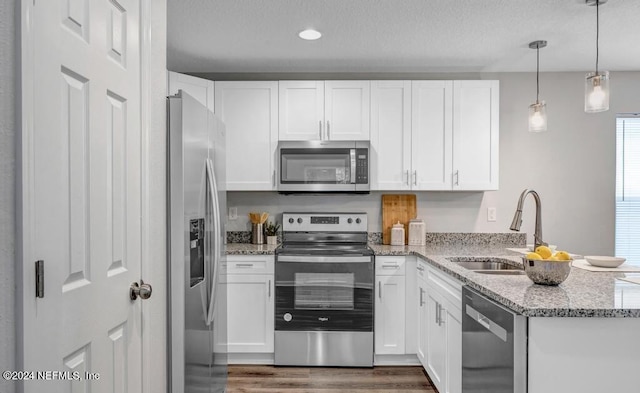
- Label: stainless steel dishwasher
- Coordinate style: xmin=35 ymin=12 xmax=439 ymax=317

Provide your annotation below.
xmin=462 ymin=286 xmax=527 ymax=393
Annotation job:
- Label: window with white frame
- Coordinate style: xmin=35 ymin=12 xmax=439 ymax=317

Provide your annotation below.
xmin=616 ymin=115 xmax=640 ymax=263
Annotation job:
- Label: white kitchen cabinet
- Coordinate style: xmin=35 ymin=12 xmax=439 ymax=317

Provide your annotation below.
xmin=375 ymin=257 xmax=406 ymax=355
xmin=425 ymin=289 xmax=447 ymax=390
xmin=215 ymin=81 xmax=278 ymax=190
xmin=370 ymin=81 xmax=412 ymax=190
xmin=411 ymin=80 xmax=454 ymax=190
xmin=278 ymin=81 xmax=324 ymax=141
xmin=416 ymin=261 xmax=428 ymax=367
xmin=424 ymin=263 xmax=463 ymax=393
xmin=217 ymin=256 xmax=274 ymax=354
xmin=452 ymin=80 xmax=499 ymax=190
xmin=278 ymin=80 xmax=370 ymax=141
xmin=372 ymin=80 xmax=498 ymax=191
xmin=168 ymin=71 xmax=215 ymax=113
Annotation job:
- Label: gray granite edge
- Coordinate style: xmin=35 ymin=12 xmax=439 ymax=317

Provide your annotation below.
xmin=413 ymin=252 xmax=640 ymax=318
xmin=224 ymin=244 xmax=640 ymax=318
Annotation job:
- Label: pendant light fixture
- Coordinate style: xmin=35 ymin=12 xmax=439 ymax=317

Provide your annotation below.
xmin=585 ymin=0 xmax=610 ymax=113
xmin=528 ymin=40 xmax=547 ymax=132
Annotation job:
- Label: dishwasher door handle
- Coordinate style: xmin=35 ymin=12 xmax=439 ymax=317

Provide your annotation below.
xmin=465 ymin=304 xmax=508 ymax=342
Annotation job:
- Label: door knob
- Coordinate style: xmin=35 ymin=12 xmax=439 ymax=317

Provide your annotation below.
xmin=130 ymin=280 xmax=152 ymax=300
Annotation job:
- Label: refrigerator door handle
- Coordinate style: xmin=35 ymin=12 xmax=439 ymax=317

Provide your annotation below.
xmin=205 ymin=158 xmax=221 ymax=326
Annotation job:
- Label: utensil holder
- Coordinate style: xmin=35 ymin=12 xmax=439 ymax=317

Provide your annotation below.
xmin=251 ymin=223 xmax=264 ymax=244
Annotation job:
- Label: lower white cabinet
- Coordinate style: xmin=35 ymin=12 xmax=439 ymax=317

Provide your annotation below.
xmin=218 ymin=256 xmax=274 ymax=354
xmin=418 ymin=260 xmax=463 ymax=393
xmin=416 ymin=262 xmax=428 ymax=366
xmin=375 ymin=257 xmax=406 ymax=355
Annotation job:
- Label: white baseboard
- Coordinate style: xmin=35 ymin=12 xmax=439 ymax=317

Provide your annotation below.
xmin=374 ymin=354 xmax=421 ymax=366
xmin=228 ymin=353 xmax=275 ymax=365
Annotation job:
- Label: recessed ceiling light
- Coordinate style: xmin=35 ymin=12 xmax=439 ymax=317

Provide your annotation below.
xmin=298 ymin=29 xmax=322 ymax=41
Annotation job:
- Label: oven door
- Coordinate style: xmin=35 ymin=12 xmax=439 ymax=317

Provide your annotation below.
xmin=275 ymin=255 xmax=374 ymax=332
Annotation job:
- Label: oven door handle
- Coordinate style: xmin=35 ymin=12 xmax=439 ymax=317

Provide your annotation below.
xmin=276 ymin=255 xmax=372 ymax=263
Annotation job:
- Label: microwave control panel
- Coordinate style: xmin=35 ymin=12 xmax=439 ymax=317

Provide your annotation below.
xmin=355 ymin=148 xmax=369 ymax=184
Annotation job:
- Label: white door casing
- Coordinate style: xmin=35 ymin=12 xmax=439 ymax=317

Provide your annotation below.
xmin=19 ymin=0 xmax=151 ymax=392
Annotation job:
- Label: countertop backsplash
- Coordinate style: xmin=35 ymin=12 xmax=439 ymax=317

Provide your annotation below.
xmin=227 ymin=231 xmax=525 ymax=246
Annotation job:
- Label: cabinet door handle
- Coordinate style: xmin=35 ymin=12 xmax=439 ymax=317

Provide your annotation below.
xmin=272 ymin=170 xmax=276 ymax=187
xmin=413 ymin=170 xmax=417 ymax=186
xmin=268 ymin=279 xmax=271 ymax=298
xmin=235 ymin=263 xmax=254 ymax=267
xmin=327 ymin=121 xmax=331 ymax=140
xmin=454 ymin=170 xmax=459 ymax=186
xmin=435 ymin=302 xmax=439 ymax=324
xmin=417 ymin=265 xmax=424 ymax=272
xmin=405 ymin=170 xmax=409 ymax=186
xmin=419 ymin=288 xmax=424 ymax=306
xmin=381 ymin=264 xmax=399 ymax=269
xmin=319 ymin=120 xmax=322 ymax=140
xmin=378 ymin=281 xmax=382 ymax=299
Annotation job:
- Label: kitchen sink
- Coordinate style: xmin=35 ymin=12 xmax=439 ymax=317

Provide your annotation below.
xmin=447 ymin=257 xmax=526 ymax=275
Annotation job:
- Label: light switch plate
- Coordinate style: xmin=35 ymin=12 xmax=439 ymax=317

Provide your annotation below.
xmin=228 ymin=207 xmax=237 ymax=220
xmin=487 ymin=207 xmax=497 ymax=222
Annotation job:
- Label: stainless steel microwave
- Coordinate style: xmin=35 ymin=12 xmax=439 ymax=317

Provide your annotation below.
xmin=277 ymin=141 xmax=370 ymax=193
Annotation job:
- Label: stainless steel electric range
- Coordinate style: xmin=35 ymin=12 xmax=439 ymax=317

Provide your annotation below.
xmin=274 ymin=212 xmax=374 ymax=367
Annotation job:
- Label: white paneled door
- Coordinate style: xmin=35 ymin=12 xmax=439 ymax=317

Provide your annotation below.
xmin=21 ymin=0 xmax=147 ymax=392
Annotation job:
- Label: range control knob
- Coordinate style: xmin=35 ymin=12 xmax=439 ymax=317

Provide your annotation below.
xmin=356 ymin=218 xmax=362 ymax=224
xmin=297 ymin=218 xmax=303 ymax=224
xmin=347 ymin=218 xmax=353 ymax=224
xmin=288 ymin=218 xmax=294 ymax=224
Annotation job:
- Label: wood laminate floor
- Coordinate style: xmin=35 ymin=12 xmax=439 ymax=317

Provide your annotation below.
xmin=227 ymin=365 xmax=437 ymax=393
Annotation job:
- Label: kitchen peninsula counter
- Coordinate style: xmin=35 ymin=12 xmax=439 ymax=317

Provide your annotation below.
xmin=227 ymin=243 xmax=640 ymax=318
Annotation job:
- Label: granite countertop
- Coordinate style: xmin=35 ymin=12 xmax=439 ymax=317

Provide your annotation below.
xmin=226 ymin=243 xmax=640 ymax=318
xmin=225 ymin=243 xmax=279 ymax=255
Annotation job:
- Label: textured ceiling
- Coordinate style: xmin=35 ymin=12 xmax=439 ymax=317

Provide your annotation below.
xmin=167 ymin=0 xmax=640 ymax=73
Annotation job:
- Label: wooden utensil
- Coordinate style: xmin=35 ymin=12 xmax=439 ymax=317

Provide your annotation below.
xmin=382 ymin=194 xmax=417 ymax=245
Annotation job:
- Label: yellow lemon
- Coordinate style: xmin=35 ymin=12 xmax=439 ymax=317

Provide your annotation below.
xmin=535 ymin=246 xmax=553 ymax=259
xmin=548 ymin=256 xmax=559 ymax=261
xmin=526 ymin=252 xmax=542 ymax=260
xmin=555 ymin=251 xmax=571 ymax=261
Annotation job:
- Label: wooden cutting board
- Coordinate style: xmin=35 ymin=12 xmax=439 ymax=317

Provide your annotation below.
xmin=382 ymin=194 xmax=417 ymax=245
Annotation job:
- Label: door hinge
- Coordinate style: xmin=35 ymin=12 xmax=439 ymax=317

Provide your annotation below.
xmin=35 ymin=260 xmax=44 ymax=298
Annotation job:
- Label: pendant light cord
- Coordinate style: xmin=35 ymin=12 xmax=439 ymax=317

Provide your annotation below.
xmin=596 ymin=0 xmax=600 ymax=75
xmin=536 ymin=45 xmax=540 ymax=103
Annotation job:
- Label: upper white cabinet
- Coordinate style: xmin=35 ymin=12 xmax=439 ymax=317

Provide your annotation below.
xmin=370 ymin=81 xmax=412 ymax=190
xmin=452 ymin=80 xmax=499 ymax=190
xmin=411 ymin=81 xmax=454 ymax=190
xmin=371 ymin=80 xmax=499 ymax=191
xmin=279 ymin=80 xmax=370 ymax=141
xmin=168 ymin=71 xmax=215 ymax=113
xmin=215 ymin=81 xmax=278 ymax=191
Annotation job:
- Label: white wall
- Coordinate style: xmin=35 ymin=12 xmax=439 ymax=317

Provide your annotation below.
xmin=0 ymin=0 xmax=16 ymax=392
xmin=226 ymin=72 xmax=640 ymax=256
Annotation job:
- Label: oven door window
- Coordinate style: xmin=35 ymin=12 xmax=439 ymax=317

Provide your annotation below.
xmin=280 ymin=149 xmax=352 ymax=184
xmin=294 ymin=273 xmax=354 ymax=310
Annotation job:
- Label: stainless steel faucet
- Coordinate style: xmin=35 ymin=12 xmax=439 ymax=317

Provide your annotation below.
xmin=510 ymin=189 xmax=548 ymax=250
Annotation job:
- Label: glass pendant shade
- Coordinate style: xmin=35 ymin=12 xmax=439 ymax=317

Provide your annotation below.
xmin=528 ymin=101 xmax=547 ymax=132
xmin=585 ymin=71 xmax=610 ymax=113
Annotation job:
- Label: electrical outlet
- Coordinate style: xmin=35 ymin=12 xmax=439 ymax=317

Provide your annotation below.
xmin=487 ymin=207 xmax=497 ymax=222
xmin=228 ymin=207 xmax=238 ymax=220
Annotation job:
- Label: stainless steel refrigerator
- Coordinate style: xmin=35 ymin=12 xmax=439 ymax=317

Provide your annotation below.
xmin=168 ymin=91 xmax=227 ymax=393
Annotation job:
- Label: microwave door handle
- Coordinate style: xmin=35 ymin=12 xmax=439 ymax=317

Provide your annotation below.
xmin=350 ymin=149 xmax=356 ymax=184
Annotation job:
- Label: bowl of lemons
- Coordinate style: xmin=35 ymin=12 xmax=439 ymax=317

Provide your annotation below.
xmin=523 ymin=245 xmax=573 ymax=285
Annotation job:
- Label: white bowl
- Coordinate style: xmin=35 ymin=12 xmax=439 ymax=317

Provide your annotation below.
xmin=584 ymin=256 xmax=626 ymax=268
